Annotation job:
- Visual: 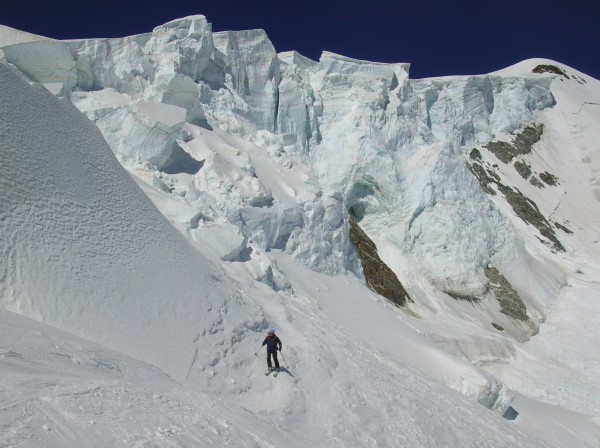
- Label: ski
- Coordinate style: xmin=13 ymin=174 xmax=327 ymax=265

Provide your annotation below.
xmin=272 ymin=369 xmax=279 ymax=377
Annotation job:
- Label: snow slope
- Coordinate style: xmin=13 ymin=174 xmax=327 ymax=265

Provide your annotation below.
xmin=2 ymin=305 xmax=583 ymax=448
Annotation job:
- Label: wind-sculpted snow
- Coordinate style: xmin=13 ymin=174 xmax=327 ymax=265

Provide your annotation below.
xmin=0 ymin=63 xmax=263 ymax=384
xmin=3 ymin=15 xmax=600 ymax=427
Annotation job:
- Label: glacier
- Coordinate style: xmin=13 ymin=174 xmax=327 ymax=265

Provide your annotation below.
xmin=2 ymin=14 xmax=600 ymax=447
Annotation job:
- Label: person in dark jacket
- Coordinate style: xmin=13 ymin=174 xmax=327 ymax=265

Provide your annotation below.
xmin=262 ymin=328 xmax=282 ymax=371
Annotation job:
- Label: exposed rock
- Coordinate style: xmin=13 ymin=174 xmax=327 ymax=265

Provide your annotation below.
xmin=513 ymin=160 xmax=531 ymax=179
xmin=532 ymin=64 xmax=570 ymax=79
xmin=539 ymin=171 xmax=559 ymax=186
xmin=348 ymin=218 xmax=411 ymax=307
xmin=485 ymin=267 xmax=528 ymax=321
xmin=447 ymin=292 xmax=480 ymax=302
xmin=491 ymin=322 xmax=504 ymax=331
xmin=529 ymin=176 xmax=545 ymax=188
xmin=469 ymin=148 xmax=482 ymax=160
xmin=467 ymin=132 xmax=565 ymax=252
xmin=496 ymin=184 xmax=565 ymax=252
xmin=468 ymin=161 xmax=499 ymax=195
xmin=483 ymin=141 xmax=514 ymax=164
xmin=554 ymin=221 xmax=574 ymax=234
xmin=485 ymin=124 xmax=544 ymax=164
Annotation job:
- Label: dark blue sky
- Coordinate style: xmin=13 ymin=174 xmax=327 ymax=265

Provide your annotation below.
xmin=3 ymin=0 xmax=599 ymax=80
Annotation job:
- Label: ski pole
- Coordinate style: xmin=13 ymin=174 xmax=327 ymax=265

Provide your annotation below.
xmin=254 ymin=345 xmax=264 ymax=356
xmin=279 ymin=349 xmax=287 ymax=367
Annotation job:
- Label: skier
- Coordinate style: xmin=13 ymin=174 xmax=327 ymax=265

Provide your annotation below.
xmin=262 ymin=328 xmax=282 ymax=371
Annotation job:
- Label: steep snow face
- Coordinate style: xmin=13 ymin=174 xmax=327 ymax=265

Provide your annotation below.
xmin=0 ymin=63 xmax=263 ymax=383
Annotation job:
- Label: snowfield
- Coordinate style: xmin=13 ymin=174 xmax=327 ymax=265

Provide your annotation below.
xmin=1 ymin=15 xmax=600 ymax=447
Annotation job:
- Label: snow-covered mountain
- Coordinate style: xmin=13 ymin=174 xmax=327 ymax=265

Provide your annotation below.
xmin=1 ymin=15 xmax=600 ymax=447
